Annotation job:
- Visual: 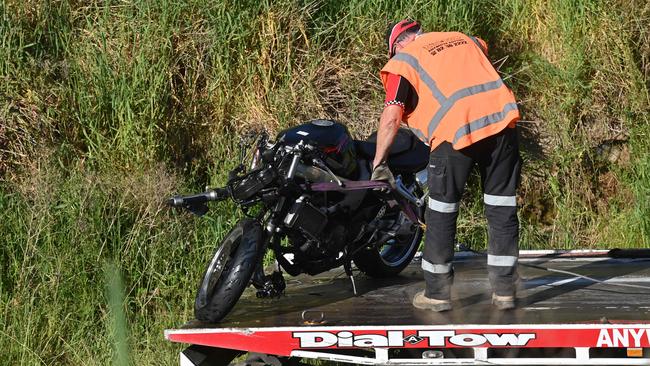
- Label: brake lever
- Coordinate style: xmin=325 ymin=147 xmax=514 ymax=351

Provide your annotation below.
xmin=312 ymin=158 xmax=345 ymax=187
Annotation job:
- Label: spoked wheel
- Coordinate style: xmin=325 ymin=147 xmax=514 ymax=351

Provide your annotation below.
xmin=354 ymin=187 xmax=424 ymax=278
xmin=194 ymin=219 xmax=264 ymax=323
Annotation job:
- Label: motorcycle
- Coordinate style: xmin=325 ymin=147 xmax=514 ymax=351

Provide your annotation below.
xmin=168 ymin=119 xmax=430 ymax=323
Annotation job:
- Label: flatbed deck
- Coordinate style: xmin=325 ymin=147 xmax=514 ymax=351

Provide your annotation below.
xmin=166 ymin=250 xmax=650 ymax=365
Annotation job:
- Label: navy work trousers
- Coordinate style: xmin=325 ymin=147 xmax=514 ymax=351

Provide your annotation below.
xmin=422 ymin=127 xmax=521 ymax=299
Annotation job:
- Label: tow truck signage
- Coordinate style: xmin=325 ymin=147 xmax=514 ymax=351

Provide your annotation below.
xmin=166 ymin=325 xmax=650 ymax=356
xmin=292 ymin=330 xmax=536 ymax=348
xmin=597 ymin=328 xmax=650 ymax=348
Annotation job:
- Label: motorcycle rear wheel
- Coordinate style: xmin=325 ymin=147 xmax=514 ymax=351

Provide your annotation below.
xmin=194 ymin=219 xmax=264 ymax=323
xmin=354 ymin=190 xmax=424 ymax=278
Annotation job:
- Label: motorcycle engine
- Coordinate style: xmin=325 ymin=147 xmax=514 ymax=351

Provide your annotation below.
xmin=283 ymin=195 xmax=348 ymax=258
xmin=283 ymin=195 xmax=327 ymax=240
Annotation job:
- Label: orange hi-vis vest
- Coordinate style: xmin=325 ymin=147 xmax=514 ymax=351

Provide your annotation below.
xmin=381 ymin=32 xmax=519 ymax=151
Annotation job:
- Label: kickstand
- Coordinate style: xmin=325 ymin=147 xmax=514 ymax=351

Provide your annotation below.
xmin=343 ymin=261 xmax=357 ymax=296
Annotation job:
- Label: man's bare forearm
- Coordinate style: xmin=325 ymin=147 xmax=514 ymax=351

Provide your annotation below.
xmin=373 ymin=105 xmax=403 ymax=169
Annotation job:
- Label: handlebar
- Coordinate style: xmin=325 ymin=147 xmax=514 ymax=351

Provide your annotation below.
xmin=167 ymin=187 xmax=230 ymax=208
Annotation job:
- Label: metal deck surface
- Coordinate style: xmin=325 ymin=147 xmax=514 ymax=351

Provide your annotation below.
xmin=186 ymin=253 xmax=650 ymax=328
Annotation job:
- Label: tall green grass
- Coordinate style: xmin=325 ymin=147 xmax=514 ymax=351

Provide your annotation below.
xmin=1 ymin=0 xmax=648 ymax=364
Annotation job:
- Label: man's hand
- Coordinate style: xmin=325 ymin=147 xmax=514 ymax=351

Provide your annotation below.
xmin=371 ymin=161 xmax=396 ymax=189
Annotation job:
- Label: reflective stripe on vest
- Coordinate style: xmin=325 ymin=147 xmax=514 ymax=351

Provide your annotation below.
xmin=427 ymin=79 xmax=506 ymax=137
xmin=408 ymin=126 xmax=428 ymax=144
xmin=452 ymin=102 xmax=518 ymax=144
xmin=470 ymin=36 xmax=487 ymax=54
xmin=391 ymin=53 xmax=447 ymax=105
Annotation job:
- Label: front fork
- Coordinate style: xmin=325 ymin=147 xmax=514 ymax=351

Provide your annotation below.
xmin=250 ymin=235 xmax=286 ymax=298
xmin=250 ymin=199 xmax=287 ymax=298
xmin=252 ymin=269 xmax=286 ymax=298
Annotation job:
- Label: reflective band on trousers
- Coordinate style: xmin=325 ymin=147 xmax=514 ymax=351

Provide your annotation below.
xmin=484 ymin=193 xmax=517 ymax=207
xmin=428 ymin=197 xmax=460 ymax=213
xmin=487 ymin=254 xmax=518 ymax=267
xmin=422 ymin=259 xmax=452 ymax=274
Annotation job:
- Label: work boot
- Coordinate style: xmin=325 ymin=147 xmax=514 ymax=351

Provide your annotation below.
xmin=412 ymin=290 xmax=452 ymax=312
xmin=492 ymin=293 xmax=516 ymax=310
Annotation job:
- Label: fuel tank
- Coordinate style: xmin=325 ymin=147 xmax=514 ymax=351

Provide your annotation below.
xmin=278 ymin=119 xmax=358 ymax=179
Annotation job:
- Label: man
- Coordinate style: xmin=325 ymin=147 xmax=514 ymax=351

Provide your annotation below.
xmin=370 ymin=20 xmax=521 ymax=311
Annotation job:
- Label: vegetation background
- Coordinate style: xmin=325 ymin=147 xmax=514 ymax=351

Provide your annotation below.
xmin=1 ymin=0 xmax=648 ymax=364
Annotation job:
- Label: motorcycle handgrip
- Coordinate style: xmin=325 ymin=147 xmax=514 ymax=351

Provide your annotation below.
xmin=167 ymin=188 xmax=229 ymax=207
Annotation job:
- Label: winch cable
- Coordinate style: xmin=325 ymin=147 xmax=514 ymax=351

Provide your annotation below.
xmin=460 ymin=247 xmax=650 ymax=292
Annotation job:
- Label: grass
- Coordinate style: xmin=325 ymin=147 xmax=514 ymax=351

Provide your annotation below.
xmin=0 ymin=0 xmax=648 ymax=364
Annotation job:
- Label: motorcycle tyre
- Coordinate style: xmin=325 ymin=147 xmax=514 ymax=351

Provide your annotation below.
xmin=353 ymin=228 xmax=422 ymax=278
xmin=194 ymin=219 xmax=263 ymax=323
xmin=353 ymin=189 xmax=424 ymax=278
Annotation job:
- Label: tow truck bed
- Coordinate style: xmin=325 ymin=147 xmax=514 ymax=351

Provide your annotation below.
xmin=166 ymin=250 xmax=650 ymax=365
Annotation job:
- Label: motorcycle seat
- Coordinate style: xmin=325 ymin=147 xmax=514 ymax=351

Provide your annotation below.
xmin=355 ymin=128 xmax=429 ymax=173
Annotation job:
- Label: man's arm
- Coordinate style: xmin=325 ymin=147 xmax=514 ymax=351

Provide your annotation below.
xmin=373 ymin=104 xmax=403 ymax=169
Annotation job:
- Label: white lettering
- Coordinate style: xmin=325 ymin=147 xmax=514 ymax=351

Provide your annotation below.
xmin=337 ymin=331 xmax=354 ymax=347
xmin=354 ymin=334 xmax=389 ymax=347
xmin=388 ymin=331 xmax=405 ymax=347
xmin=293 ymin=332 xmax=337 ymax=347
xmin=418 ymin=331 xmax=456 ymax=346
xmin=613 ymin=329 xmax=629 ymax=347
xmin=294 ymin=330 xmax=540 ymax=349
xmin=484 ymin=333 xmax=537 ymax=346
xmin=597 ymin=330 xmax=613 ymax=347
xmin=629 ymin=329 xmax=645 ymax=348
xmin=450 ymin=334 xmax=487 ymax=346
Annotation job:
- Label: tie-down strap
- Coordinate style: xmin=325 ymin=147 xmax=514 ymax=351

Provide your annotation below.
xmin=301 ymin=180 xmax=421 ymax=224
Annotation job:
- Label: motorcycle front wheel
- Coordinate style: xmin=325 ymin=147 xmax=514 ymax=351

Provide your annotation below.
xmin=194 ymin=219 xmax=264 ymax=323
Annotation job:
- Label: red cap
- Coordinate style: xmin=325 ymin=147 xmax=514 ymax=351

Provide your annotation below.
xmin=386 ymin=19 xmax=420 ymax=57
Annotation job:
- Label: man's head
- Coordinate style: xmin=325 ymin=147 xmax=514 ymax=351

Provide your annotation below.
xmin=386 ymin=19 xmax=421 ymax=58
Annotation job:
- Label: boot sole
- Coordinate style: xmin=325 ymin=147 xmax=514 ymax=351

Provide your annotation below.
xmin=413 ymin=296 xmax=452 ymax=312
xmin=492 ymin=299 xmax=516 ymax=310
